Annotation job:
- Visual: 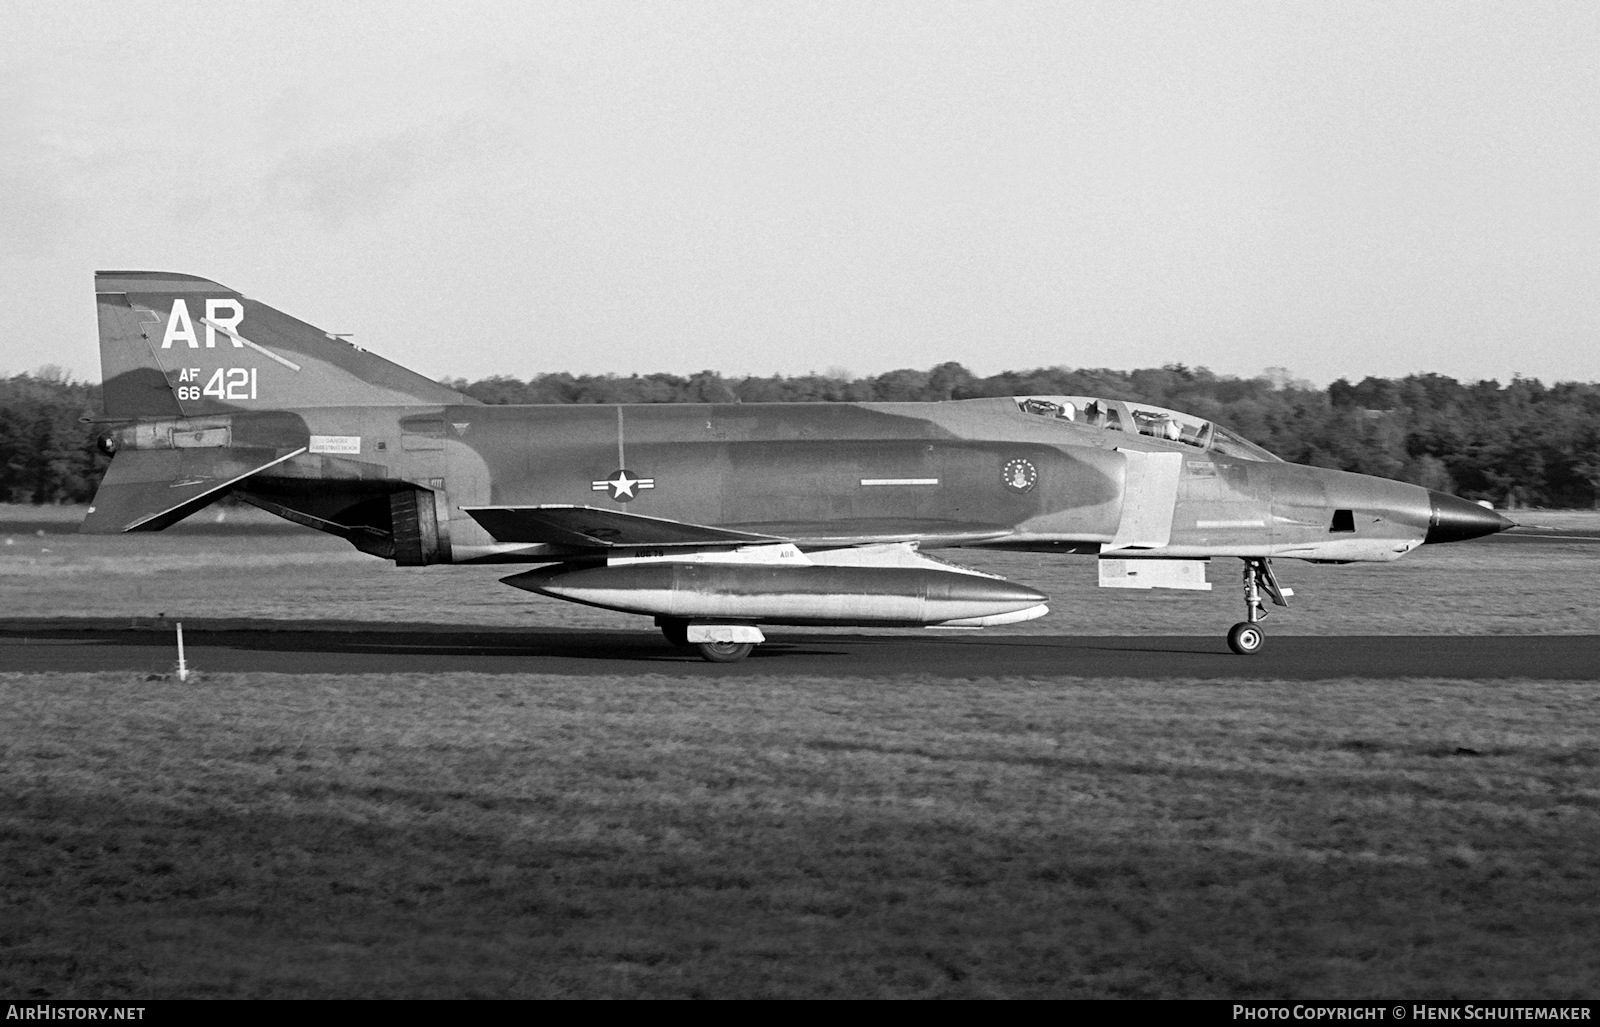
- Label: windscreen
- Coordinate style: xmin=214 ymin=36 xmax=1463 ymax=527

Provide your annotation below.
xmin=1210 ymin=425 xmax=1282 ymax=462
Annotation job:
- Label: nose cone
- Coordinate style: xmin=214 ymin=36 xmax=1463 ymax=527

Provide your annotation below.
xmin=1425 ymin=492 xmax=1514 ymax=544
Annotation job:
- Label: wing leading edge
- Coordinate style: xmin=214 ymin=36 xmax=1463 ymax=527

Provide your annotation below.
xmin=462 ymin=505 xmax=788 ymax=548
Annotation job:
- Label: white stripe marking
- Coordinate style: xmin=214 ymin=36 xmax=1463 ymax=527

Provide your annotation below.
xmin=200 ymin=318 xmax=302 ymax=371
xmin=860 ymin=478 xmax=940 ymax=486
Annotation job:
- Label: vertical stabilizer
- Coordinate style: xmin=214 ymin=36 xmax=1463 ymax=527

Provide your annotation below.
xmin=94 ymin=271 xmax=474 ymax=418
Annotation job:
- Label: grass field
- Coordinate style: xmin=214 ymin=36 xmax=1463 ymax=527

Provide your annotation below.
xmin=3 ymin=505 xmax=1598 ymax=997
xmin=4 ymin=671 xmax=1598 ymax=998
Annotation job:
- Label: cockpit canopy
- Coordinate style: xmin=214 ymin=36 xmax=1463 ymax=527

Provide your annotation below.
xmin=1013 ymin=396 xmax=1280 ymax=462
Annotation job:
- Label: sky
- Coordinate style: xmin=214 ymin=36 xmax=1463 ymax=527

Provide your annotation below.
xmin=4 ymin=0 xmax=1597 ymax=388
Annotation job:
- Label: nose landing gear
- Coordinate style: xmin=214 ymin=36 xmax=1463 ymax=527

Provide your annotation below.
xmin=1228 ymin=558 xmax=1290 ymax=655
xmin=1227 ymin=620 xmax=1265 ymax=655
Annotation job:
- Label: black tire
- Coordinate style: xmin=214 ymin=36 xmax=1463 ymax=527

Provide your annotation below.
xmin=696 ymin=641 xmax=754 ymax=663
xmin=660 ymin=620 xmax=690 ymax=649
xmin=1227 ymin=621 xmax=1265 ymax=655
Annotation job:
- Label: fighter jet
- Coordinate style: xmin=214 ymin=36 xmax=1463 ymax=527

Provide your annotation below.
xmin=83 ymin=271 xmax=1513 ymax=661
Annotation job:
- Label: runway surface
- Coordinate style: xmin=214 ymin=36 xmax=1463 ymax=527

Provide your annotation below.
xmin=3 ymin=621 xmax=1598 ymax=678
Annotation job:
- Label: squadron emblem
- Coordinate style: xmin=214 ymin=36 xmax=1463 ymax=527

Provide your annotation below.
xmin=1001 ymin=457 xmax=1038 ymax=493
xmin=592 ymin=469 xmax=655 ymax=502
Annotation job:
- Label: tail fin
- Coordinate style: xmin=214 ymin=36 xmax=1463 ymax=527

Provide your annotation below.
xmin=95 ymin=271 xmax=472 ymax=418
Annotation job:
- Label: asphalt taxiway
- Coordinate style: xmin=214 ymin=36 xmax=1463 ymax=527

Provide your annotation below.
xmin=2 ymin=622 xmax=1597 ymax=679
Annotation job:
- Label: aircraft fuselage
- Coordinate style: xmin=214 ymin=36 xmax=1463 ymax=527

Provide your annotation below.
xmin=101 ymin=396 xmax=1486 ymax=567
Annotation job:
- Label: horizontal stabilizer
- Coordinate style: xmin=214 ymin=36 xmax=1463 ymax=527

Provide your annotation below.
xmin=462 ymin=505 xmax=790 ymax=548
xmin=81 ymin=447 xmax=306 ymax=533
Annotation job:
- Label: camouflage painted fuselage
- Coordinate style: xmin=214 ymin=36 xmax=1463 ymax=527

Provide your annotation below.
xmin=96 ymin=395 xmax=1467 ymax=566
xmin=84 ymin=271 xmax=1513 ymax=648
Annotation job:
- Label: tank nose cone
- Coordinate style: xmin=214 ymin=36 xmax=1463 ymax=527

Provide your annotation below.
xmin=1425 ymin=492 xmax=1515 ymax=544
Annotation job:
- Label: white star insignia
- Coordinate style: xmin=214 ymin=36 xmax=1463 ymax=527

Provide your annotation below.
xmin=590 ymin=469 xmax=656 ymax=502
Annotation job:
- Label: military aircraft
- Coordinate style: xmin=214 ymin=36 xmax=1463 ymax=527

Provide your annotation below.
xmin=83 ymin=271 xmax=1513 ymax=661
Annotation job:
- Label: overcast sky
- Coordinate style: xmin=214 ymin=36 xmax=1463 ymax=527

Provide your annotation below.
xmin=4 ymin=0 xmax=1597 ymax=388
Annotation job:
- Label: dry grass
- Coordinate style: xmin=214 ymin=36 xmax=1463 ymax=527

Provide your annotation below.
xmin=4 ymin=505 xmax=1598 ymax=635
xmin=3 ymin=671 xmax=1598 ymax=998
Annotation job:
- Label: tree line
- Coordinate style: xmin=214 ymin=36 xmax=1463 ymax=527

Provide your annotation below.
xmin=0 ymin=368 xmax=110 ymax=507
xmin=4 ymin=363 xmax=1597 ymax=508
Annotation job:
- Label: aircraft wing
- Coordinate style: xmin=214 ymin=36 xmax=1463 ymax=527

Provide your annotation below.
xmin=462 ymin=505 xmax=1017 ymax=550
xmin=462 ymin=505 xmax=791 ymax=548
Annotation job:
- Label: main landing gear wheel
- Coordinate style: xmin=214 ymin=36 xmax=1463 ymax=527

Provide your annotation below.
xmin=696 ymin=640 xmax=754 ymax=663
xmin=1227 ymin=622 xmax=1265 ymax=655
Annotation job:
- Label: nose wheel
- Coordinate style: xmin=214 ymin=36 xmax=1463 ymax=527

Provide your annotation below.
xmin=1228 ymin=558 xmax=1289 ymax=655
xmin=1227 ymin=621 xmax=1265 ymax=655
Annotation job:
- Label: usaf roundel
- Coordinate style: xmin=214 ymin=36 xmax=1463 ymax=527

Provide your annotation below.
xmin=592 ymin=469 xmax=655 ymax=502
xmin=1001 ymin=457 xmax=1038 ymax=493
